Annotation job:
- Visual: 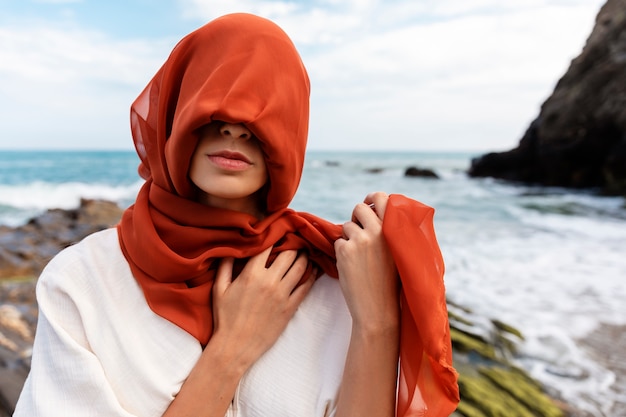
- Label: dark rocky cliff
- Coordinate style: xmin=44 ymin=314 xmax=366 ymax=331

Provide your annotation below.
xmin=469 ymin=0 xmax=626 ymax=195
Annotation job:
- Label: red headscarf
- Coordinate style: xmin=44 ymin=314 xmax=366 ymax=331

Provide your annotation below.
xmin=117 ymin=13 xmax=458 ymax=416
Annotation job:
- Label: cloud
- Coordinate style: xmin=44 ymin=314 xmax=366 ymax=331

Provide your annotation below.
xmin=0 ymin=23 xmax=169 ymax=149
xmin=0 ymin=0 xmax=606 ymax=150
xmin=178 ymin=0 xmax=605 ymax=150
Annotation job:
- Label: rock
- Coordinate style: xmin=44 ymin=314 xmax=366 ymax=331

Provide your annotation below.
xmin=0 ymin=198 xmax=122 ymax=416
xmin=469 ymin=0 xmax=626 ymax=196
xmin=0 ymin=199 xmax=123 ymax=279
xmin=448 ymin=302 xmax=567 ymax=417
xmin=0 ymin=278 xmax=37 ymax=417
xmin=456 ymin=367 xmax=566 ymax=417
xmin=404 ymin=166 xmax=440 ymax=178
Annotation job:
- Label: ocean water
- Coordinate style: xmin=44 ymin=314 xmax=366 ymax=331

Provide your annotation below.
xmin=1 ymin=149 xmax=625 ymax=415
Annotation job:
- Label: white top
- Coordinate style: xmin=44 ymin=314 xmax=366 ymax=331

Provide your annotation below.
xmin=14 ymin=228 xmax=352 ymax=417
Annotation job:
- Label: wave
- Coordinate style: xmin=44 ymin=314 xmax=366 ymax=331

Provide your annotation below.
xmin=0 ymin=181 xmax=142 ymax=226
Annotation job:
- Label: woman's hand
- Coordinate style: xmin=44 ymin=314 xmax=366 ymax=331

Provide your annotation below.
xmin=334 ymin=192 xmax=400 ymax=417
xmin=334 ymin=191 xmax=399 ymax=331
xmin=163 ymin=248 xmax=315 ymax=417
xmin=211 ymin=247 xmax=316 ymax=370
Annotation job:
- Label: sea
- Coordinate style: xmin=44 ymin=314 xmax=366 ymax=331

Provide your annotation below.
xmin=1 ymin=149 xmax=625 ymax=416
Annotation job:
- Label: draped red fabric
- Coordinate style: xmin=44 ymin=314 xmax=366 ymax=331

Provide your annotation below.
xmin=117 ymin=13 xmax=459 ymax=416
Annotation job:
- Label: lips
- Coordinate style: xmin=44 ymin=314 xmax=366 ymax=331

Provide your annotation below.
xmin=206 ymin=150 xmax=253 ymax=171
xmin=209 ymin=150 xmax=252 ymax=163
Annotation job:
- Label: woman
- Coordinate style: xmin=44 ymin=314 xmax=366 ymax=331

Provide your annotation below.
xmin=15 ymin=13 xmax=459 ymax=417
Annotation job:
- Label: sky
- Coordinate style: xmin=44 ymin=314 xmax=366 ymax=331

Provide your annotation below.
xmin=0 ymin=0 xmax=607 ymax=151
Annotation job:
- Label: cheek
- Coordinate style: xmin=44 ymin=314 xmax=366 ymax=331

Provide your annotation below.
xmin=259 ymin=163 xmax=269 ymax=184
xmin=255 ymin=153 xmax=269 ymax=187
xmin=250 ymin=143 xmax=268 ymax=182
xmin=188 ymin=149 xmax=204 ymax=186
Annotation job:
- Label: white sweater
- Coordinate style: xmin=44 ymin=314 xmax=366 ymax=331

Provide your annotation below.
xmin=14 ymin=228 xmax=352 ymax=417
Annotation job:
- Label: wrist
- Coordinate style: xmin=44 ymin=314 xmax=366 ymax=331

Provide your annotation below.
xmin=202 ymin=331 xmax=255 ymax=379
xmin=351 ymin=316 xmax=399 ymax=340
xmin=351 ymin=304 xmax=399 ymax=335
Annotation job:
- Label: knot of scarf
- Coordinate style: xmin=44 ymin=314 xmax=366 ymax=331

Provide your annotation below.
xmin=118 ymin=179 xmax=341 ymax=343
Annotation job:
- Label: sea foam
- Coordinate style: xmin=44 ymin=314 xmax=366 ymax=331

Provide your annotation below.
xmin=0 ymin=181 xmax=141 ymax=226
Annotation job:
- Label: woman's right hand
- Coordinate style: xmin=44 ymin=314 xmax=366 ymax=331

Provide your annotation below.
xmin=211 ymin=247 xmax=316 ymax=370
xmin=163 ymin=248 xmax=314 ymax=417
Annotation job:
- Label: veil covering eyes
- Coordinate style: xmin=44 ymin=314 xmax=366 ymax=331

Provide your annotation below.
xmin=116 ymin=13 xmax=459 ymax=416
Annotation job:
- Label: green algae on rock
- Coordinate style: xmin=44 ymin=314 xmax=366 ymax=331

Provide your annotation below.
xmin=448 ymin=302 xmax=565 ymax=417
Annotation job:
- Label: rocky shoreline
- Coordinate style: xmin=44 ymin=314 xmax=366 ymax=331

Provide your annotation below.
xmin=0 ymin=199 xmax=124 ymax=416
xmin=0 ymin=199 xmax=123 ymax=279
xmin=0 ymin=278 xmax=35 ymax=417
xmin=0 ymin=199 xmax=589 ymax=416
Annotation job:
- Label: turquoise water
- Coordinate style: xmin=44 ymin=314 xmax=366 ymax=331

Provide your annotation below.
xmin=1 ymin=149 xmax=625 ymax=414
xmin=0 ymin=150 xmax=140 ymax=185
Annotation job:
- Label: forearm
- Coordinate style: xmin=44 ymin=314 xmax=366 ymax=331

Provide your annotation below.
xmin=335 ymin=323 xmax=400 ymax=417
xmin=162 ymin=333 xmax=251 ymax=417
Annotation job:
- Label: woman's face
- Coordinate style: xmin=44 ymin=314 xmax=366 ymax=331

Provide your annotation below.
xmin=189 ymin=121 xmax=268 ymax=217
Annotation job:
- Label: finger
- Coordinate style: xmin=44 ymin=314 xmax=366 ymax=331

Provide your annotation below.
xmin=341 ymin=220 xmax=363 ymax=239
xmin=334 ymin=237 xmax=345 ymax=254
xmin=287 ymin=269 xmax=315 ymax=307
xmin=214 ymin=257 xmax=235 ymax=295
xmin=364 ymin=191 xmax=389 ymax=220
xmin=247 ymin=245 xmax=274 ymax=269
xmin=268 ymin=249 xmax=300 ymax=276
xmin=280 ymin=252 xmax=309 ymax=289
xmin=350 ymin=203 xmax=380 ymax=230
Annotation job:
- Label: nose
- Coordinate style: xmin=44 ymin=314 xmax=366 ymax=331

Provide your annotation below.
xmin=220 ymin=123 xmax=252 ymax=140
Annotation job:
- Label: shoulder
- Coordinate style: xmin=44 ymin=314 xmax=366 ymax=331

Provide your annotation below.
xmin=45 ymin=227 xmax=122 ymax=269
xmin=36 ymin=228 xmax=129 ymax=302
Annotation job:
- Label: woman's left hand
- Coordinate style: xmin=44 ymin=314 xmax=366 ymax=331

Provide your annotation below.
xmin=334 ymin=192 xmax=399 ymax=331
